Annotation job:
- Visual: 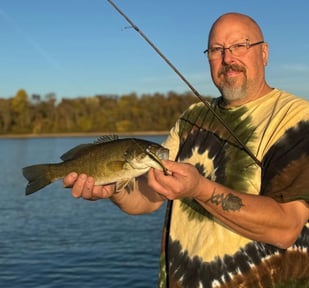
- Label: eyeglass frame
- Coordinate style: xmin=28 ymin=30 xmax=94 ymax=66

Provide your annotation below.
xmin=203 ymin=39 xmax=265 ymax=59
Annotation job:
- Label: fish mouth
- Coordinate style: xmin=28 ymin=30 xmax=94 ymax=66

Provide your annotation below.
xmin=156 ymin=147 xmax=169 ymax=160
xmin=146 ymin=146 xmax=170 ymax=175
xmin=146 ymin=145 xmax=169 ymax=159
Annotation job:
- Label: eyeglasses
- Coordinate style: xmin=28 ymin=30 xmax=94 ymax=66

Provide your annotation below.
xmin=204 ymin=39 xmax=265 ymax=60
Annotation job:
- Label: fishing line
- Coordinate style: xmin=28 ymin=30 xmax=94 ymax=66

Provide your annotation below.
xmin=107 ymin=0 xmax=262 ymax=168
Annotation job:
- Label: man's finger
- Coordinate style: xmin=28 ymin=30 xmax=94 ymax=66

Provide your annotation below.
xmin=63 ymin=172 xmax=78 ymax=188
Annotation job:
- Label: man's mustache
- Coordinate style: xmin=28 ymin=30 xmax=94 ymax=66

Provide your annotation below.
xmin=218 ymin=64 xmax=246 ymax=76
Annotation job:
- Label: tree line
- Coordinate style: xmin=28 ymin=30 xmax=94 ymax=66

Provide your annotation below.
xmin=0 ymin=89 xmax=213 ymax=135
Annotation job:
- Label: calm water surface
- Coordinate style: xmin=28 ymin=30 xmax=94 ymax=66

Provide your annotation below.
xmin=0 ymin=135 xmax=167 ymax=288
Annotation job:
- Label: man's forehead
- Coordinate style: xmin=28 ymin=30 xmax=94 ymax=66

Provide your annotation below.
xmin=208 ymin=16 xmax=261 ymax=44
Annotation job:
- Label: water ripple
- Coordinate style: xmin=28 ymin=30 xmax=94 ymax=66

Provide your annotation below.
xmin=0 ymin=136 xmax=166 ymax=287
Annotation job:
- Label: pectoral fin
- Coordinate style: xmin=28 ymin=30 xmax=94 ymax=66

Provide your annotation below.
xmin=116 ymin=178 xmax=135 ymax=193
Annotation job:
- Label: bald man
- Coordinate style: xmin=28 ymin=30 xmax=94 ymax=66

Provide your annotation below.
xmin=64 ymin=13 xmax=309 ymax=287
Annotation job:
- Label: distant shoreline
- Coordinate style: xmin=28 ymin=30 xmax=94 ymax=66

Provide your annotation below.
xmin=0 ymin=131 xmax=169 ymax=139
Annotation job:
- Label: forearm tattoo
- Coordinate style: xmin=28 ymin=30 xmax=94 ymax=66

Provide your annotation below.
xmin=205 ymin=190 xmax=244 ymax=211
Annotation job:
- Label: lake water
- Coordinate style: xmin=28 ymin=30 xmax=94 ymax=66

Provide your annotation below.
xmin=0 ymin=135 xmax=167 ymax=288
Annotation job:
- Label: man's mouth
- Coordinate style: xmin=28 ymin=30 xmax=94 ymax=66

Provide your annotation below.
xmin=219 ymin=64 xmax=245 ymax=77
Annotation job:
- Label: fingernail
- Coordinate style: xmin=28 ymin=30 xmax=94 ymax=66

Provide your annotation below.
xmin=71 ymin=172 xmax=78 ymax=179
xmin=79 ymin=174 xmax=87 ymax=180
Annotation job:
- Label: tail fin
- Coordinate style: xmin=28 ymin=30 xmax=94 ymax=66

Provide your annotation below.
xmin=22 ymin=164 xmax=52 ymax=195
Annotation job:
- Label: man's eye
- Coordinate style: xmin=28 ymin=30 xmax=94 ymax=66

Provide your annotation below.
xmin=210 ymin=47 xmax=223 ymax=53
xmin=232 ymin=43 xmax=246 ymax=50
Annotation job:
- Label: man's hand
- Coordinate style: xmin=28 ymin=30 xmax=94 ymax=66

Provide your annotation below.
xmin=147 ymin=160 xmax=204 ymax=200
xmin=63 ymin=172 xmax=116 ymax=200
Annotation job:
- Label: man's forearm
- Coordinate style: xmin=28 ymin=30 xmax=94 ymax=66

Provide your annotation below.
xmin=195 ymin=178 xmax=308 ymax=248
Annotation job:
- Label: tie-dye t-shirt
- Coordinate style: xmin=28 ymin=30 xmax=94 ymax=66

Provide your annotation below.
xmin=159 ymin=89 xmax=309 ymax=288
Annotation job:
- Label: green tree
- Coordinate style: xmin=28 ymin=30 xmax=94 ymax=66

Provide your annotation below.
xmin=1 ymin=90 xmax=213 ymax=134
xmin=11 ymin=89 xmax=31 ymax=133
xmin=0 ymin=98 xmax=12 ymax=133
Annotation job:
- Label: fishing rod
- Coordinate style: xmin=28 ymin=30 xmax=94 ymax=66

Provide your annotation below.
xmin=107 ymin=0 xmax=262 ymax=168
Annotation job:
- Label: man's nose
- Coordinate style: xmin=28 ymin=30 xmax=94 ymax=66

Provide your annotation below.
xmin=222 ymin=48 xmax=234 ymax=63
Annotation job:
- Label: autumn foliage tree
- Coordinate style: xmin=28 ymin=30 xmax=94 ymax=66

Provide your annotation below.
xmin=0 ymin=90 xmax=212 ymax=135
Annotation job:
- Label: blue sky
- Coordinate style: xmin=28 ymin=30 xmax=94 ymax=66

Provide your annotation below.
xmin=1 ymin=0 xmax=309 ymax=100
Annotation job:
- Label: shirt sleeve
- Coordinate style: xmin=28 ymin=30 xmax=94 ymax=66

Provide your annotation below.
xmin=260 ymin=120 xmax=309 ymax=203
xmin=162 ymin=120 xmax=181 ymax=161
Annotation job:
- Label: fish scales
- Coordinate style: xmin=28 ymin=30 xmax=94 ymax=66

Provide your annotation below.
xmin=22 ymin=136 xmax=169 ymax=195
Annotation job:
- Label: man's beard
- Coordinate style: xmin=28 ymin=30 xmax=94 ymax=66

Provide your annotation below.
xmin=217 ymin=64 xmax=247 ymax=103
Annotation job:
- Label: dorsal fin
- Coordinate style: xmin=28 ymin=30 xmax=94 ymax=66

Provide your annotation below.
xmin=60 ymin=135 xmax=119 ymax=161
xmin=94 ymin=134 xmax=119 ymax=144
xmin=60 ymin=144 xmax=94 ymax=161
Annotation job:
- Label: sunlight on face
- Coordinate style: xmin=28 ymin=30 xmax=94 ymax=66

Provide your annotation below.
xmin=207 ymin=13 xmax=268 ymax=107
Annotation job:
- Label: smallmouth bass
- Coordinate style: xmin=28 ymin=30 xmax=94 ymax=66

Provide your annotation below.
xmin=22 ymin=135 xmax=169 ymax=195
